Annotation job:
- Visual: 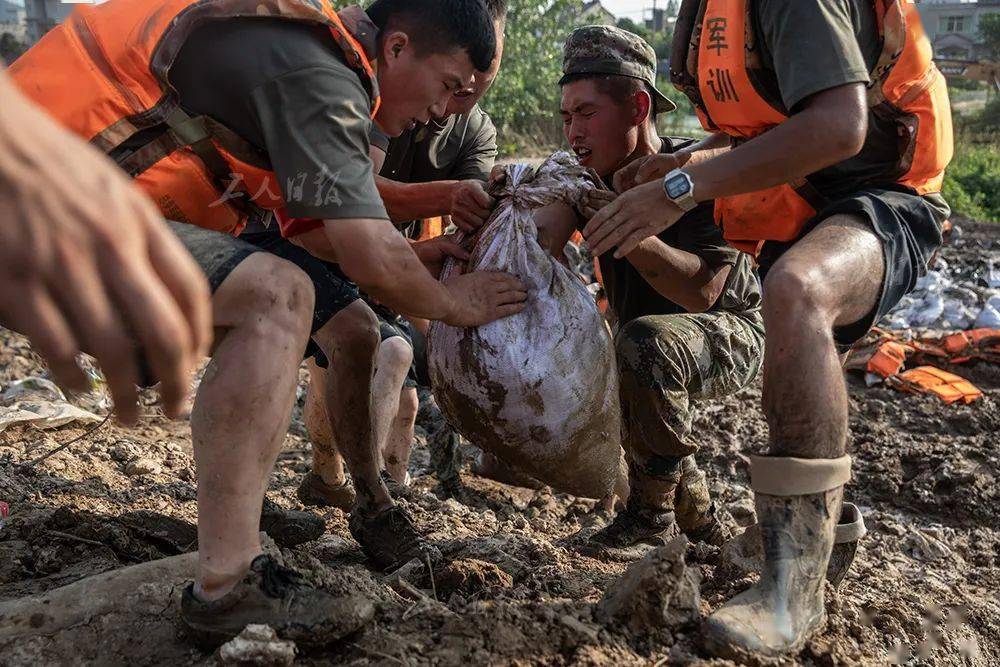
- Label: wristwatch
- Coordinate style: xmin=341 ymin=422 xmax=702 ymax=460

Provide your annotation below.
xmin=662 ymin=169 xmax=698 ymax=212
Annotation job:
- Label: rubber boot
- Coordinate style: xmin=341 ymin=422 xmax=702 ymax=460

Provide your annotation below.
xmin=828 ymin=502 xmax=867 ymax=588
xmin=703 ymin=455 xmax=851 ymax=661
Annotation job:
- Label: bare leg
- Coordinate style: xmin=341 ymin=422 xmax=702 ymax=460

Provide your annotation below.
xmin=705 ymin=215 xmax=886 ymax=659
xmin=384 ymin=386 xmax=419 ymax=484
xmin=312 ymin=301 xmax=391 ymax=516
xmin=304 ymin=360 xmax=346 ymax=487
xmin=761 ymin=215 xmax=885 ymax=459
xmin=193 ymin=254 xmax=313 ymax=599
xmin=371 ymin=337 xmax=413 ymax=476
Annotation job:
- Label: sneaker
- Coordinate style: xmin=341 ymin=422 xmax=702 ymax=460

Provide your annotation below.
xmin=180 ymin=554 xmax=374 ymax=647
xmin=259 ymin=498 xmax=325 ymax=547
xmin=348 ymin=505 xmax=437 ymax=571
xmin=296 ymin=472 xmax=356 ymax=511
xmin=584 ymin=506 xmax=681 ymax=560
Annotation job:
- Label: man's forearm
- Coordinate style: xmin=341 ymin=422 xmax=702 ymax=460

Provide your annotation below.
xmin=376 ymin=176 xmax=459 ymax=223
xmin=625 ymin=238 xmax=723 ymax=313
xmin=675 ymin=132 xmax=731 ymax=168
xmin=684 ymin=86 xmax=867 ymax=202
xmin=322 ymin=219 xmax=459 ymax=321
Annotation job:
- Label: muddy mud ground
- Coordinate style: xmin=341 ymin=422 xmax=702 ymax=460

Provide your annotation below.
xmin=0 ymin=221 xmax=998 ymax=665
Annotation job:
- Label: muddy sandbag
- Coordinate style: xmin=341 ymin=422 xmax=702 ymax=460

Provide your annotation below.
xmin=428 ymin=152 xmax=625 ymax=499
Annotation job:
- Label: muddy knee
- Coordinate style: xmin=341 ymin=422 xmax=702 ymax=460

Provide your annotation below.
xmin=314 ymin=300 xmax=380 ymax=362
xmin=762 ymin=263 xmax=836 ymax=333
xmin=218 ymin=254 xmax=315 ymax=343
xmin=379 ymin=336 xmax=414 ymax=377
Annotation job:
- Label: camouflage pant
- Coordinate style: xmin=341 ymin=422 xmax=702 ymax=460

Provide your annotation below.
xmin=615 ymin=311 xmax=765 ymax=467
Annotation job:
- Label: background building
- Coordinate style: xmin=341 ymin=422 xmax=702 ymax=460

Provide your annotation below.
xmin=917 ymin=0 xmax=1000 ymax=61
xmin=24 ymin=0 xmax=73 ymax=45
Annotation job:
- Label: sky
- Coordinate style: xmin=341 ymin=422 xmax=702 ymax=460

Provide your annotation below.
xmin=600 ymin=0 xmax=658 ymax=22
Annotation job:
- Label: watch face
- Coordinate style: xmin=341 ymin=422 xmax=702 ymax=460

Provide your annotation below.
xmin=665 ymin=174 xmax=691 ymax=199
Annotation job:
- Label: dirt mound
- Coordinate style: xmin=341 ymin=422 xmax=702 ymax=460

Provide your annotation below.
xmin=0 ymin=221 xmax=998 ymax=665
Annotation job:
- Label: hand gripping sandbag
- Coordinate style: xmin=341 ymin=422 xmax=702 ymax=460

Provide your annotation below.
xmin=428 ymin=152 xmax=626 ymax=499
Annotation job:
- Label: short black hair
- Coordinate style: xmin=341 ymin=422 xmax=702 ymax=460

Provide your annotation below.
xmin=368 ymin=0 xmax=497 ymax=72
xmin=561 ymin=73 xmax=650 ymax=108
xmin=485 ymin=0 xmax=508 ymax=23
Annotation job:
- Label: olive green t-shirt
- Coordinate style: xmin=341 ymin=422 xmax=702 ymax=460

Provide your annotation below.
xmin=591 ymin=137 xmax=763 ymax=325
xmin=169 ymin=12 xmax=388 ymax=224
xmin=751 ymin=0 xmax=911 ymax=198
xmin=371 ymin=106 xmax=498 ymax=237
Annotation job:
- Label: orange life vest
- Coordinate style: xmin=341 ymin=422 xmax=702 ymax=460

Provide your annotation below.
xmin=670 ymin=0 xmax=953 ymax=254
xmin=10 ymin=0 xmax=381 ymax=236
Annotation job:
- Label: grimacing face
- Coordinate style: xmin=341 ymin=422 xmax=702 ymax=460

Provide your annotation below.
xmin=375 ymin=31 xmax=477 ymax=136
xmin=560 ymin=78 xmax=640 ymax=179
xmin=445 ymin=22 xmax=505 ymax=117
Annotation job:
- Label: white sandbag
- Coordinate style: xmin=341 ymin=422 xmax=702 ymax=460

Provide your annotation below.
xmin=428 ymin=153 xmax=625 ymax=499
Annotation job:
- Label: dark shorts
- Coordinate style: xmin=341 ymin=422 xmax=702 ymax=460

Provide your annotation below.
xmin=756 ymin=187 xmax=948 ymax=349
xmin=167 ymin=221 xmax=372 ymax=368
xmin=367 ymin=302 xmax=430 ymax=389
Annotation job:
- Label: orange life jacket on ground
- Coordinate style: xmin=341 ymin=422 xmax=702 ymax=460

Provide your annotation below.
xmin=670 ymin=0 xmax=953 ymax=254
xmin=10 ymin=0 xmax=380 ymax=236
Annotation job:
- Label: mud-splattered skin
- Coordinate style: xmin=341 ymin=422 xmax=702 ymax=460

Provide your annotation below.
xmin=429 ymin=153 xmax=626 ymax=499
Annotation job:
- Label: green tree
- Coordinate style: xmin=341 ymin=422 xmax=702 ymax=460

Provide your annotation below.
xmin=979 ymin=13 xmax=1000 ymax=61
xmin=480 ymin=0 xmax=583 ymax=155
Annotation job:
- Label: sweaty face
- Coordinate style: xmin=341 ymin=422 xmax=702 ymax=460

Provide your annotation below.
xmin=560 ymin=79 xmax=639 ymax=179
xmin=445 ymin=28 xmax=505 ymax=117
xmin=376 ymin=33 xmax=477 ymax=137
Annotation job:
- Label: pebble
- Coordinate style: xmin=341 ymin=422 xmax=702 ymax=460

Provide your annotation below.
xmin=125 ymin=458 xmax=161 ymax=477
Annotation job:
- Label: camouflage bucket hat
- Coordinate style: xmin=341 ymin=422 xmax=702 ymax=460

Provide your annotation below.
xmin=559 ymin=25 xmax=677 ymax=114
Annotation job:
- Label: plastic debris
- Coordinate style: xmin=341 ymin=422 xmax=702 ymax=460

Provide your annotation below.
xmin=0 ymin=377 xmax=101 ymax=434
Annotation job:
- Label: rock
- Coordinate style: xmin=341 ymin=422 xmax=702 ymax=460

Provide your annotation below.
xmin=124 ymin=459 xmax=160 ymax=477
xmin=597 ymin=536 xmax=701 ymax=632
xmin=217 ymin=625 xmax=296 ymax=666
xmin=902 ymin=528 xmax=952 ymax=562
xmin=434 ymin=558 xmax=514 ymax=598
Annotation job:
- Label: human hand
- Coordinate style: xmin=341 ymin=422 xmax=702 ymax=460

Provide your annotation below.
xmin=411 ymin=233 xmax=471 ymax=279
xmin=0 ymin=72 xmax=212 ymax=424
xmin=577 ymin=188 xmax=618 ymax=220
xmin=450 ymin=180 xmax=496 ymax=232
xmin=612 ymin=153 xmax=681 ymax=193
xmin=583 ymin=179 xmax=684 ymax=258
xmin=442 ymin=271 xmax=527 ymax=327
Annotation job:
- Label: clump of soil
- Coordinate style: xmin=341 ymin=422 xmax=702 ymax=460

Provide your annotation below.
xmin=0 ymin=222 xmax=997 ymax=665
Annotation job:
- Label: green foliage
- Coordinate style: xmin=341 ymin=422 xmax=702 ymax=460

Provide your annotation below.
xmin=480 ymin=0 xmax=584 ymax=155
xmin=0 ymin=33 xmax=27 ymax=64
xmin=979 ymin=13 xmax=1000 ymax=60
xmin=943 ymin=134 xmax=1000 ymax=222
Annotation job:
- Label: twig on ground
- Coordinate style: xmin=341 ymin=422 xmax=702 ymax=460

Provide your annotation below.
xmin=19 ymin=412 xmax=113 ymax=468
xmin=425 ymin=553 xmax=438 ymax=602
xmin=350 ymin=643 xmax=404 ymax=665
xmin=47 ymin=530 xmax=106 ymax=548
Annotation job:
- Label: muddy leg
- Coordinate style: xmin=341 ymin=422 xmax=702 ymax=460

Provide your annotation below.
xmin=312 ymin=300 xmax=390 ymax=516
xmin=383 ymin=386 xmax=419 ymax=484
xmin=372 ymin=337 xmax=413 ymax=483
xmin=192 ymin=254 xmax=313 ymax=599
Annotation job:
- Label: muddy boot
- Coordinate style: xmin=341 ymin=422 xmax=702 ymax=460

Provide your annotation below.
xmin=259 ymin=498 xmax=325 ymax=547
xmin=675 ymin=455 xmax=734 ymax=547
xmin=181 ymin=554 xmax=374 ymax=647
xmin=348 ymin=505 xmax=438 ymax=571
xmin=472 ymin=451 xmax=544 ymax=490
xmin=296 ymin=471 xmax=356 ymax=511
xmin=703 ymin=455 xmax=851 ymax=661
xmin=429 ymin=423 xmax=462 ymax=497
xmin=828 ymin=502 xmax=867 ymax=588
xmin=586 ymin=459 xmax=682 ymax=559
